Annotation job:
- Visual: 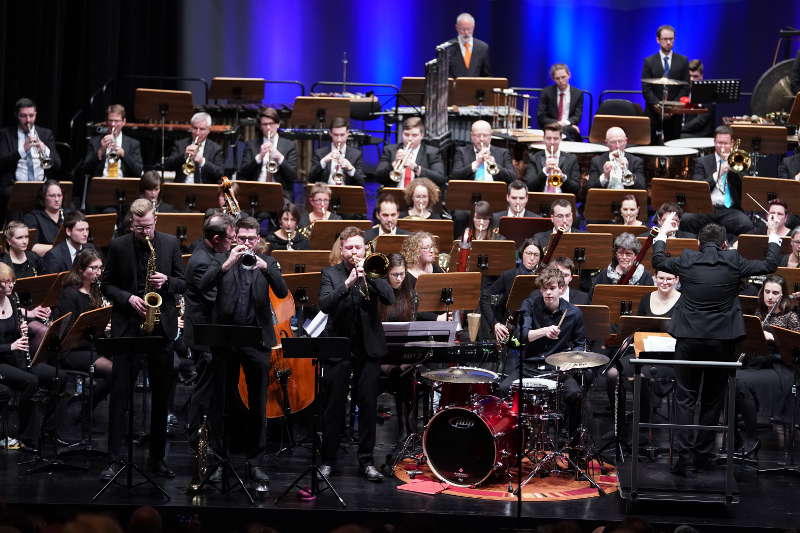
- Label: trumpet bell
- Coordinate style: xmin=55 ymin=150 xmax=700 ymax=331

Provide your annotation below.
xmin=547 ymin=172 xmax=565 ymax=189
xmin=363 ymin=252 xmax=390 ymax=278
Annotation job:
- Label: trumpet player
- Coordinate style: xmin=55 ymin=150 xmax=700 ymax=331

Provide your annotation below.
xmin=525 ymin=122 xmax=580 ymax=194
xmin=309 ymin=117 xmax=365 ymax=186
xmin=679 ymin=125 xmax=754 ymax=238
xmin=166 ymin=112 xmax=224 ymax=184
xmin=376 ymin=117 xmax=444 ymax=187
xmin=240 ymin=107 xmax=297 ymax=190
xmin=452 ymin=120 xmax=515 ymax=183
xmin=588 ymin=127 xmax=645 ymax=190
xmin=83 ymin=104 xmax=143 ymax=178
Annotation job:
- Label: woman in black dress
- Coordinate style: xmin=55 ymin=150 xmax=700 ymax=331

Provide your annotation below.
xmin=1 ymin=221 xmax=43 ymax=278
xmin=637 ymin=270 xmax=681 ymax=317
xmin=267 ymin=203 xmax=310 ymax=251
xmin=22 ymin=179 xmax=65 ymax=257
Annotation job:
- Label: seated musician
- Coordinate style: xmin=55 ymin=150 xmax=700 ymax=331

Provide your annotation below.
xmin=308 ymin=117 xmax=366 ymax=186
xmin=451 ymin=120 xmax=516 ymax=184
xmin=298 ymin=183 xmax=342 ymax=230
xmin=532 ymin=198 xmax=580 ymax=252
xmin=82 ymin=104 xmax=143 ymax=178
xmin=165 ymin=112 xmax=224 ymax=184
xmin=736 ymin=274 xmax=799 ymax=459
xmin=619 ymin=194 xmax=644 ymax=227
xmin=363 ymin=193 xmax=409 ymax=242
xmin=267 ymin=204 xmax=309 ymax=251
xmin=2 ymin=221 xmax=43 ymax=277
xmin=375 ymin=117 xmax=445 ymax=188
xmin=587 ymin=127 xmax=646 ymax=190
xmin=781 ymin=227 xmax=800 ymax=268
xmin=680 ymin=60 xmax=716 ymax=138
xmin=590 ymin=232 xmax=654 ymax=295
xmin=401 ymin=177 xmax=445 ymax=220
xmin=42 ymin=211 xmax=93 ymax=274
xmin=54 ymin=249 xmax=113 ymax=419
xmin=22 ymin=179 xmax=66 ymax=256
xmin=641 ymin=202 xmax=695 ymax=239
xmin=679 ymin=125 xmax=754 ymax=238
xmin=504 ymin=266 xmax=589 ymax=435
xmin=638 ymin=269 xmax=681 ymax=317
xmin=468 ymin=200 xmax=504 ymax=241
xmin=537 ymin=64 xmax=584 ymax=142
xmin=402 ymin=231 xmax=443 ymax=283
xmin=778 ymin=150 xmax=800 ymax=181
xmin=481 ymin=238 xmax=541 ymax=342
xmin=454 ymin=179 xmax=535 ymax=239
xmin=751 ymin=199 xmax=795 ymax=238
xmin=525 ymin=122 xmax=580 ymax=194
xmin=239 ymin=107 xmax=298 ymax=191
xmin=139 ymin=170 xmax=176 ymax=214
xmin=549 ymin=257 xmax=590 ymax=304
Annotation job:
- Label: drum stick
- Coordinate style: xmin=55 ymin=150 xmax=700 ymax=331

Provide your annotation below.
xmin=746 ymin=193 xmax=769 ymax=215
xmin=557 ymin=309 xmax=568 ymax=328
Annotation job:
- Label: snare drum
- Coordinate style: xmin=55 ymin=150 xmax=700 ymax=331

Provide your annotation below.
xmin=626 ymin=145 xmax=698 ymax=181
xmin=422 ymin=366 xmax=499 ymax=409
xmin=509 ymin=377 xmax=560 ymax=418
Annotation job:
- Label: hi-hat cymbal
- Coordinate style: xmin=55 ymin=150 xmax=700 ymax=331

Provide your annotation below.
xmin=545 ymin=351 xmax=610 ymax=370
xmin=641 ymin=77 xmax=689 ymax=86
xmin=405 ymin=340 xmax=458 ymax=348
xmin=421 ymin=366 xmax=499 ymax=384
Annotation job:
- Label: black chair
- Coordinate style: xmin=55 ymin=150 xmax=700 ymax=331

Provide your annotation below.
xmin=596 ymin=99 xmax=643 ymax=117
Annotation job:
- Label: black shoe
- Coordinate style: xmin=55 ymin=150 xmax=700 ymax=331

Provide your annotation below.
xmin=318 ymin=464 xmax=332 ymax=478
xmin=742 ymin=438 xmax=761 ymax=459
xmin=100 ymin=461 xmax=120 ymax=481
xmin=360 ymin=464 xmax=384 ymax=482
xmin=147 ymin=458 xmax=176 ymax=479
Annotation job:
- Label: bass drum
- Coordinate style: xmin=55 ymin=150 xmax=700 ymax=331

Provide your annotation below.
xmin=422 ymin=395 xmax=518 ymax=487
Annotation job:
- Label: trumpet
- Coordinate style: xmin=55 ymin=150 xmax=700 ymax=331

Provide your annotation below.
xmin=27 ymin=125 xmax=53 ymax=171
xmin=263 ymin=133 xmax=279 ymax=177
xmin=389 ymin=143 xmax=414 ymax=183
xmin=220 ymin=176 xmax=240 ymax=216
xmin=332 ymin=142 xmax=345 ymax=185
xmin=286 ymin=229 xmax=295 ymax=250
xmin=106 ymin=125 xmax=121 ymax=177
xmin=545 ymin=146 xmax=565 ymax=189
xmin=727 ymin=138 xmax=751 ymax=173
xmin=241 ymin=248 xmax=259 ymax=270
xmin=182 ymin=136 xmax=201 ymax=176
xmin=480 ymin=143 xmax=500 ymax=176
xmin=611 ymin=149 xmax=634 ymax=187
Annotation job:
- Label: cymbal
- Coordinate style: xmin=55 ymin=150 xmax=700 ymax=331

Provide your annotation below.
xmin=545 ymin=351 xmax=610 ymax=370
xmin=641 ymin=77 xmax=689 ymax=86
xmin=405 ymin=340 xmax=458 ymax=348
xmin=422 ymin=366 xmax=499 ymax=384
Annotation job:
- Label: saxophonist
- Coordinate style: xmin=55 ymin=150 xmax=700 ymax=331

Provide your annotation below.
xmin=100 ymin=198 xmax=186 ymax=481
xmin=308 ymin=117 xmax=366 ymax=186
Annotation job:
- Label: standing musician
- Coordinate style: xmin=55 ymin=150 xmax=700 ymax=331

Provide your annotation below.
xmin=451 ymin=120 xmax=516 ymax=183
xmin=2 ymin=222 xmax=43 ymax=278
xmin=532 ymin=199 xmax=580 ymax=252
xmin=83 ymin=104 xmax=143 ymax=178
xmin=525 ymin=122 xmax=581 ymax=194
xmin=363 ymin=193 xmax=409 ymax=242
xmin=537 ymin=64 xmax=584 ymax=142
xmin=318 ymin=226 xmax=394 ymax=482
xmin=587 ymin=127 xmax=646 ymax=190
xmin=165 ymin=112 xmax=224 ymax=184
xmin=652 ymin=215 xmax=781 ymax=475
xmin=308 ymin=117 xmax=366 ymax=186
xmin=641 ymin=25 xmax=690 ymax=143
xmin=447 ymin=12 xmax=490 ymax=78
xmin=679 ymin=126 xmax=754 ymax=238
xmin=42 ymin=211 xmax=93 ymax=274
xmin=100 ymin=198 xmax=185 ymax=480
xmin=23 ymin=180 xmax=67 ymax=256
xmin=375 ymin=117 xmax=445 ymax=188
xmin=239 ymin=107 xmax=298 ymax=190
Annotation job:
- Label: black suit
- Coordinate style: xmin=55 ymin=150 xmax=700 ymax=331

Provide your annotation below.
xmin=778 ymin=153 xmax=800 ymax=180
xmin=679 ymin=153 xmax=754 ymax=237
xmin=239 ymin=135 xmax=298 ymax=190
xmin=165 ymin=137 xmax=224 ymax=184
xmin=0 ymin=126 xmax=61 ymax=221
xmin=375 ymin=143 xmax=445 ymax=187
xmin=587 ymin=152 xmax=646 ymax=190
xmin=102 ymin=231 xmax=185 ymax=463
xmin=641 ymin=52 xmax=690 ymax=142
xmin=525 ymin=150 xmax=581 ymax=194
xmin=83 ymin=134 xmax=143 ymax=177
xmin=451 ymin=145 xmax=516 ymax=184
xmin=447 ymin=38 xmax=490 ymax=78
xmin=681 ymin=102 xmax=716 ymax=138
xmin=308 ymin=144 xmax=365 ymax=186
xmin=361 ymin=226 xmax=409 ymax=243
xmin=42 ymin=241 xmax=94 ymax=274
xmin=653 ymin=238 xmax=780 ymax=465
xmin=319 ymin=261 xmax=394 ymax=466
xmin=536 ymin=85 xmax=584 ymax=140
xmin=479 ymin=265 xmax=536 ymax=338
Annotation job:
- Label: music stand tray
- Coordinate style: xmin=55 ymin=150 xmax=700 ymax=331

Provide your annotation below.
xmin=777 ymin=268 xmax=800 ymax=296
xmin=160 ymin=183 xmax=221 ymax=212
xmin=9 ymin=182 xmax=74 ymax=212
xmin=618 ymin=315 xmax=671 ymax=342
xmin=691 ymin=79 xmax=741 ymax=105
xmin=308 ymin=220 xmax=372 ymax=250
xmin=588 ymin=224 xmax=648 ymax=241
xmin=650 ymin=178 xmax=712 ymax=215
xmin=134 ymin=89 xmax=194 ymax=124
xmin=589 ymin=115 xmax=651 ymax=146
xmin=289 ymin=97 xmax=350 ymax=127
xmin=736 ymin=234 xmax=791 ymax=261
xmin=396 ymin=220 xmax=453 ymax=249
xmin=584 ymin=189 xmax=648 ymax=222
xmin=499 ymin=217 xmax=552 ymax=246
xmin=271 ymin=250 xmax=332 ymax=274
xmin=638 ymin=237 xmax=698 ymax=267
xmin=232 ymin=181 xmax=284 ymax=214
xmin=527 ymin=192 xmax=576 ymax=217
xmin=88 ymin=177 xmax=141 ymax=210
xmin=282 ymin=272 xmax=322 ymax=308
xmin=305 ymin=184 xmax=366 ymax=216
xmin=446 ymin=180 xmax=508 ymax=212
xmin=548 ymin=232 xmax=613 ymax=271
xmin=460 ymin=239 xmax=516 ymax=276
xmin=209 ymin=77 xmax=265 ymax=102
xmin=742 ymin=176 xmax=800 ymax=214
xmin=591 ymin=285 xmax=656 ymax=329
xmin=15 ymin=272 xmax=66 ymax=310
xmin=730 ymin=125 xmax=787 ymax=155
xmin=156 ymin=213 xmax=204 ymax=248
xmin=415 ymin=272 xmax=481 ymax=313
xmin=452 ymin=77 xmax=508 ymax=106
xmin=576 ymin=305 xmax=611 ymax=346
xmin=373 ymin=234 xmax=407 ymax=256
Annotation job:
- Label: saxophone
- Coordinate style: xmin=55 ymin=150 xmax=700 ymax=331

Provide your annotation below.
xmin=188 ymin=414 xmax=209 ymax=492
xmin=141 ymin=236 xmax=163 ymax=333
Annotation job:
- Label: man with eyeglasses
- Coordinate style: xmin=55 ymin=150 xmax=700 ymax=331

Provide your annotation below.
xmin=240 ymin=107 xmax=298 ymax=193
xmin=532 ymin=199 xmax=581 ymax=252
xmin=42 ymin=211 xmax=94 ymax=274
xmin=641 ymin=25 xmax=689 ymax=143
xmin=100 ymin=198 xmax=186 ymax=481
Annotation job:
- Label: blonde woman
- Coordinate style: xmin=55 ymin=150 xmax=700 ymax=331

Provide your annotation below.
xmin=402 ymin=178 xmax=442 ymax=220
xmin=401 ymin=231 xmax=442 ymax=283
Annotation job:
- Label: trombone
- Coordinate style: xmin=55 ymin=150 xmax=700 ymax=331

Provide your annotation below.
xmin=389 ymin=143 xmax=414 ymax=183
xmin=357 ymin=240 xmax=389 ymax=301
xmin=182 ymin=136 xmax=201 ymax=176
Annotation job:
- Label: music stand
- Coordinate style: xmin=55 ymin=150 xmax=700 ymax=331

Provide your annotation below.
xmin=735 ymin=234 xmax=791 ymax=260
xmin=307 ymin=220 xmax=372 ymax=250
xmin=499 ymin=217 xmax=553 ymax=246
xmin=739 ymin=294 xmax=759 ymax=315
xmin=576 ymin=305 xmax=611 ymax=347
xmin=588 ymin=224 xmax=648 ymax=242
xmin=618 ymin=315 xmax=671 ymax=342
xmin=305 ymin=184 xmax=366 ymax=217
xmin=134 ymin=88 xmax=194 ymax=177
xmin=270 ymin=250 xmax=331 ymax=274
xmin=777 ymin=267 xmax=800 ymax=296
xmin=459 ymin=240 xmax=516 ymax=277
xmin=373 ymin=234 xmax=407 ymax=256
xmin=289 ymin=97 xmax=350 ymax=128
xmin=415 ymin=272 xmax=481 ymax=313
xmin=730 ymin=124 xmax=787 ymax=176
xmin=87 ymin=178 xmax=141 ymax=215
xmin=275 ymin=336 xmax=351 ymax=508
xmin=233 ymin=181 xmax=284 ymax=216
xmin=92 ymin=335 xmax=170 ymax=502
xmin=160 ymin=183 xmax=221 ymax=212
xmin=452 ymin=77 xmax=508 ymax=106
xmin=527 ymin=192 xmax=576 ymax=217
xmin=446 ymin=180 xmax=508 ymax=212
xmin=8 ymin=182 xmax=74 ymax=212
xmin=155 ymin=213 xmax=204 ymax=249
xmin=589 ymin=115 xmax=651 ymax=146
xmin=15 ymin=272 xmax=66 ymax=309
xmin=584 ymin=189 xmax=648 ymax=223
xmin=506 ymin=275 xmax=539 ymax=314
xmin=376 ymin=186 xmax=407 ymax=211
xmin=190 ymin=324 xmax=265 ymax=504
xmin=398 ymin=76 xmax=426 ymax=108
xmin=547 ymin=232 xmax=613 ymax=274
xmin=209 ymin=77 xmax=265 ymax=102
xmin=738 ymin=315 xmax=771 ymax=357
xmin=397 ymin=219 xmax=453 ymax=248
xmin=638 ymin=237 xmax=698 ymax=267
xmin=742 ymin=177 xmax=800 ymax=214
xmin=650 ymin=178 xmax=713 ymax=214
xmin=591 ymin=285 xmax=656 ymax=330
xmin=282 ymin=272 xmax=321 ymax=335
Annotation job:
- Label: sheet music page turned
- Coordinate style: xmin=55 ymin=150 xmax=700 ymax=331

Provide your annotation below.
xmin=643 ymin=335 xmax=676 ymax=352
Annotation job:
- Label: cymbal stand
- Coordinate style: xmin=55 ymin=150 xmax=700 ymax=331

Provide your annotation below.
xmin=758 ymin=347 xmax=800 ymax=475
xmin=657 ymin=84 xmax=668 ymax=145
xmin=387 ymin=352 xmax=433 ymax=476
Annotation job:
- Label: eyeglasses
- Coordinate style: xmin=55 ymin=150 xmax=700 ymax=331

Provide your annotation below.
xmin=0 ymin=280 xmax=14 ymax=285
xmin=237 ymin=235 xmax=259 ymax=243
xmin=312 ymin=197 xmax=330 ymax=203
xmin=133 ymin=224 xmax=155 ymax=232
xmin=389 ymin=272 xmax=405 ymax=279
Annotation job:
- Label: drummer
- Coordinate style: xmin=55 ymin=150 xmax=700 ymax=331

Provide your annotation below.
xmin=680 ymin=59 xmax=716 ymax=138
xmin=587 ymin=127 xmax=646 ymax=190
xmin=524 ymin=122 xmax=580 ymax=194
xmin=502 ymin=266 xmax=589 ymax=436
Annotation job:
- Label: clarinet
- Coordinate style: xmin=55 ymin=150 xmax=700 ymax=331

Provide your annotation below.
xmin=11 ymin=293 xmax=31 ymax=368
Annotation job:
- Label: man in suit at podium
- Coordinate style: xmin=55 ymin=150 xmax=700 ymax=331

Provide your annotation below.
xmin=451 ymin=120 xmax=516 ymax=184
xmin=641 ymin=25 xmax=690 ymax=143
xmin=83 ymin=104 xmax=143 ymax=178
xmin=447 ymin=12 xmax=490 ymax=78
xmin=536 ymin=64 xmax=584 ymax=142
xmin=165 ymin=112 xmax=224 ymax=184
xmin=525 ymin=122 xmax=581 ymax=194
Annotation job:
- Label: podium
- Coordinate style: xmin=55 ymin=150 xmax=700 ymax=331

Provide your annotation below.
xmin=735 ymin=234 xmax=791 ymax=261
xmin=156 ymin=213 xmax=204 ymax=248
xmin=588 ymin=224 xmax=648 ymax=242
xmin=650 ymin=178 xmax=713 ymax=214
xmin=498 ymin=217 xmax=553 ymax=246
xmin=588 ymin=115 xmax=651 ymax=146
xmin=271 ymin=250 xmax=332 ymax=273
xmin=591 ymin=285 xmax=656 ymax=329
xmin=8 ymin=181 xmax=74 ymax=212
xmin=307 ymin=220 xmax=372 ymax=249
xmin=305 ymin=184 xmax=366 ymax=217
xmin=546 ymin=232 xmax=613 ymax=272
xmin=584 ymin=189 xmax=648 ymax=222
xmin=445 ymin=180 xmax=508 ymax=212
xmin=527 ymin=192 xmax=576 ymax=217
xmin=397 ymin=219 xmax=453 ymax=247
xmin=742 ymin=176 xmax=800 ymax=214
xmin=160 ymin=183 xmax=221 ymax=212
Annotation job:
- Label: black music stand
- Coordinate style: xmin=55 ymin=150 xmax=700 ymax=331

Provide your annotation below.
xmin=275 ymin=336 xmax=350 ymax=508
xmin=189 ymin=324 xmax=264 ymax=504
xmin=134 ymin=88 xmax=194 ymax=178
xmin=730 ymin=124 xmax=788 ymax=176
xmin=88 ymin=177 xmax=141 ymax=216
xmin=498 ymin=217 xmax=553 ymax=246
xmin=92 ymin=336 xmax=169 ymax=502
xmin=233 ymin=181 xmax=284 ymax=216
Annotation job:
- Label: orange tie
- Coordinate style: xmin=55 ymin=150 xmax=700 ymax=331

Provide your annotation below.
xmin=463 ymin=42 xmax=471 ymax=69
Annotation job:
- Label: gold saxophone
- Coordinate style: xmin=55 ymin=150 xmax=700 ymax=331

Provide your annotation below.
xmin=188 ymin=414 xmax=209 ymax=492
xmin=141 ymin=235 xmax=163 ymax=333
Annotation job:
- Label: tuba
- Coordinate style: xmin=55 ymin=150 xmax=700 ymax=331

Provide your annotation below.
xmin=727 ymin=138 xmax=751 ymax=173
xmin=182 ymin=136 xmax=200 ymax=176
xmin=389 ymin=143 xmax=414 ymax=183
xmin=141 ymin=235 xmax=163 ymax=333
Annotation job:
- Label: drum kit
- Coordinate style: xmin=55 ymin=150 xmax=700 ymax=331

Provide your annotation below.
xmin=396 ymin=350 xmax=611 ymax=491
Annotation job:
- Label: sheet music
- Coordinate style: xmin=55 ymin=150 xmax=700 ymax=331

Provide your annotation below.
xmin=304 ymin=312 xmax=328 ymax=338
xmin=643 ymin=335 xmax=676 ymax=352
